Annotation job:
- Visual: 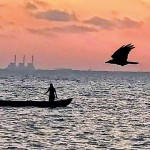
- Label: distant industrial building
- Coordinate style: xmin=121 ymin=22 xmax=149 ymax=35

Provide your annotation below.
xmin=6 ymin=55 xmax=35 ymax=71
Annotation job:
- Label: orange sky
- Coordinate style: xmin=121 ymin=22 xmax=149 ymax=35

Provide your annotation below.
xmin=0 ymin=0 xmax=150 ymax=71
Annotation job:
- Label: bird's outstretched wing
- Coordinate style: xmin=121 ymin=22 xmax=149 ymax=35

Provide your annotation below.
xmin=111 ymin=44 xmax=135 ymax=61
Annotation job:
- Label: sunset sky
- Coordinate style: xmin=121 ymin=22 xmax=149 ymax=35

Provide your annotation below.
xmin=0 ymin=0 xmax=150 ymax=71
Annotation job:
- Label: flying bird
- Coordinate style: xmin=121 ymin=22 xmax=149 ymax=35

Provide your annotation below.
xmin=105 ymin=44 xmax=139 ymax=66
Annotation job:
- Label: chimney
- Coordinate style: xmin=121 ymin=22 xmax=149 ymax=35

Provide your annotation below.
xmin=14 ymin=55 xmax=16 ymax=65
xmin=32 ymin=55 xmax=34 ymax=64
xmin=23 ymin=55 xmax=25 ymax=65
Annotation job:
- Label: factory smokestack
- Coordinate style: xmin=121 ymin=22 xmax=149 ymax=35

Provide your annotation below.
xmin=14 ymin=55 xmax=16 ymax=65
xmin=23 ymin=55 xmax=25 ymax=65
xmin=32 ymin=55 xmax=34 ymax=64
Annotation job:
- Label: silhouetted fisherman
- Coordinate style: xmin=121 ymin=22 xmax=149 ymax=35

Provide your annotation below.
xmin=105 ymin=44 xmax=139 ymax=66
xmin=45 ymin=83 xmax=57 ymax=102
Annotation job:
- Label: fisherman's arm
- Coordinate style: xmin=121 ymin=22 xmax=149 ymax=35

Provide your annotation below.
xmin=45 ymin=88 xmax=49 ymax=94
xmin=55 ymin=90 xmax=58 ymax=98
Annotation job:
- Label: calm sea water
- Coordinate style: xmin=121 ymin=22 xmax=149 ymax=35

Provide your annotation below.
xmin=0 ymin=71 xmax=149 ymax=150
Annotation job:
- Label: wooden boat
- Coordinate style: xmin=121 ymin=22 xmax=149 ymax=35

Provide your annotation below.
xmin=0 ymin=98 xmax=73 ymax=108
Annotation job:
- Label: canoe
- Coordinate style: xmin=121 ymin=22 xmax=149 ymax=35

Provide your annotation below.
xmin=0 ymin=98 xmax=73 ymax=108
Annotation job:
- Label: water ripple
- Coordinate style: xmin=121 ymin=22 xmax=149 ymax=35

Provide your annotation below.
xmin=0 ymin=72 xmax=149 ymax=149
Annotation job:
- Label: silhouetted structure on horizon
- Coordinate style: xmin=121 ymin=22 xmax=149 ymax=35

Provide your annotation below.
xmin=105 ymin=44 xmax=139 ymax=66
xmin=6 ymin=55 xmax=35 ymax=71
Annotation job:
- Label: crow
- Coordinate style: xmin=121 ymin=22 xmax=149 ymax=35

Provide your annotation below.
xmin=105 ymin=44 xmax=139 ymax=66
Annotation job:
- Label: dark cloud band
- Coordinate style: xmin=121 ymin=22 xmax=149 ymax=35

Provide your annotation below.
xmin=84 ymin=16 xmax=142 ymax=30
xmin=35 ymin=9 xmax=77 ymax=22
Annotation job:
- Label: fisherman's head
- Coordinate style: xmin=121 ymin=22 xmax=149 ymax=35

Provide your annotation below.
xmin=50 ymin=83 xmax=53 ymax=88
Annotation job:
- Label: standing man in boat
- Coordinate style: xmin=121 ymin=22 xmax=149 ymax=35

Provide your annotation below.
xmin=45 ymin=83 xmax=57 ymax=102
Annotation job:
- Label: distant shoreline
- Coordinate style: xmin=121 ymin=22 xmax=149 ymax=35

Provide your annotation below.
xmin=0 ymin=68 xmax=146 ymax=73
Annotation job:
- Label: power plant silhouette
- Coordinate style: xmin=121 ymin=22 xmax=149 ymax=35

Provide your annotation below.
xmin=6 ymin=55 xmax=35 ymax=71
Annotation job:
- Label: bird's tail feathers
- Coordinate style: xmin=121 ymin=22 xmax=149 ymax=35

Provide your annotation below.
xmin=128 ymin=61 xmax=139 ymax=64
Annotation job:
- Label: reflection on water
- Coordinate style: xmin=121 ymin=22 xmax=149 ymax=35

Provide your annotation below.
xmin=0 ymin=71 xmax=150 ymax=149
